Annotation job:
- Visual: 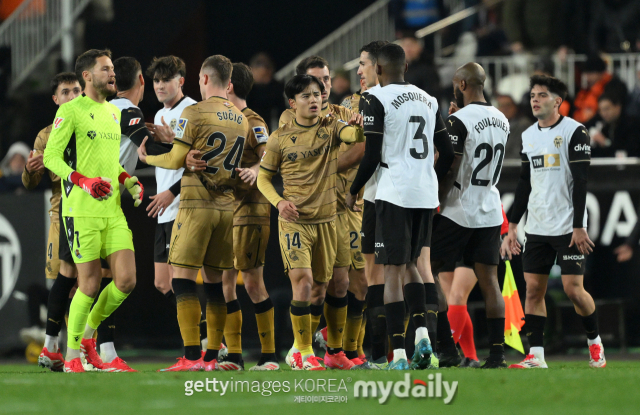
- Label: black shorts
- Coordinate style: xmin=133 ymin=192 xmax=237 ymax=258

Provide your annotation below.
xmin=430 ymin=215 xmax=501 ymax=266
xmin=522 ymin=233 xmax=586 ymax=275
xmin=439 ymin=258 xmax=474 ymax=273
xmin=374 ymin=200 xmax=433 ymax=265
xmin=154 ymin=221 xmax=174 ymax=263
xmin=361 ymin=200 xmax=376 ymax=255
xmin=58 ymin=201 xmax=109 ymax=269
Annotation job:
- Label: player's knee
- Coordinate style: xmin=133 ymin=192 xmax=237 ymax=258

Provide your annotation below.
xmin=115 ymin=274 xmax=136 ymax=294
xmin=526 ymin=281 xmax=546 ymax=301
xmin=563 ymin=284 xmax=583 ymax=303
xmin=154 ymin=279 xmax=170 ymax=294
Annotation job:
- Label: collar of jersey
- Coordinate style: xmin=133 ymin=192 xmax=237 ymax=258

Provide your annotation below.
xmin=294 ymin=119 xmax=319 ymax=129
xmin=388 ymin=81 xmax=410 ymax=86
xmin=537 ymin=115 xmax=564 ymax=130
xmin=170 ymin=95 xmax=189 ymax=110
xmin=469 ymin=101 xmax=491 ymax=106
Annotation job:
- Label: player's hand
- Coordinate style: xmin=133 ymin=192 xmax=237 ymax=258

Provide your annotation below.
xmin=186 ymin=150 xmax=207 ymax=172
xmin=153 ymin=116 xmax=176 ymax=143
xmin=26 ymin=150 xmax=44 ymax=173
xmin=235 ymin=166 xmax=258 ymax=186
xmin=346 ymin=193 xmax=362 ymax=212
xmin=349 ymin=112 xmax=363 ymax=127
xmin=448 ymin=101 xmax=460 ymax=115
xmin=71 ymin=173 xmax=113 ymax=201
xmin=147 ymin=189 xmax=175 ymax=218
xmin=614 ymin=244 xmax=634 ymax=262
xmin=137 ymin=137 xmax=148 ymax=164
xmin=277 ymin=200 xmax=299 ymax=222
xmin=122 ymin=175 xmax=144 ymax=207
xmin=500 ymin=224 xmax=521 ymax=260
xmin=569 ymin=228 xmax=595 ymax=255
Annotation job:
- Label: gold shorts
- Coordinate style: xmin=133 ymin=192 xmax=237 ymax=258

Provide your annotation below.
xmin=169 ymin=208 xmax=234 ymax=271
xmin=233 ymin=224 xmax=270 ymax=271
xmin=278 ymin=220 xmax=337 ymax=284
xmin=335 ymin=214 xmax=351 ymax=268
xmin=346 ymin=208 xmax=366 ymax=270
xmin=46 ymin=221 xmax=61 ymax=279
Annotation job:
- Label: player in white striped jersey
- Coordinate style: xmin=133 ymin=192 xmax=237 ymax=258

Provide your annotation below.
xmin=431 ymin=62 xmax=508 ymax=368
xmin=502 ymin=75 xmax=605 ymax=369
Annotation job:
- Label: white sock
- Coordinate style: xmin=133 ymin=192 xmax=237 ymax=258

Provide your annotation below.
xmin=291 ymin=346 xmax=300 ymax=354
xmin=66 ymin=348 xmax=80 ymax=360
xmin=393 ymin=349 xmax=407 ymax=363
xmin=100 ymin=342 xmax=118 ymax=363
xmin=44 ymin=335 xmax=57 ymax=351
xmin=587 ymin=335 xmax=602 ymax=346
xmin=302 ymin=353 xmax=315 ymax=363
xmin=83 ymin=324 xmax=95 ymax=340
xmin=530 ymin=346 xmax=545 ymax=361
xmin=201 ymin=338 xmax=208 ymax=351
xmin=415 ymin=327 xmax=429 ymax=344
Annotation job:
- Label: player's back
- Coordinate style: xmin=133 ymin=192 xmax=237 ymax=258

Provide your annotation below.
xmin=368 ymin=83 xmax=440 ymax=209
xmin=441 ymin=103 xmax=509 ymax=228
xmin=176 ymin=96 xmax=248 ymax=210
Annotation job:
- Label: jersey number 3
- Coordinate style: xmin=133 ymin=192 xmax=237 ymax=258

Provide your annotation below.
xmin=409 ymin=116 xmax=429 ymax=159
xmin=202 ymin=132 xmax=246 ymax=178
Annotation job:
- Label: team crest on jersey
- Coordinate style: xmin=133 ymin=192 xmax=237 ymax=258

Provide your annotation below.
xmin=317 ymin=128 xmax=329 ymax=140
xmin=554 ymin=136 xmax=563 ymax=148
xmin=287 ymin=152 xmax=298 ymax=162
xmin=112 ymin=113 xmax=119 ymax=124
xmin=129 ymin=117 xmax=141 ymax=126
xmin=289 ymin=251 xmax=299 ymax=261
xmin=54 ymin=117 xmax=64 ymax=129
xmin=75 ymin=249 xmax=82 ymax=259
xmin=170 ymin=118 xmax=177 ymax=130
xmin=253 ymin=126 xmax=268 ymax=143
xmin=176 ymin=118 xmax=188 ymax=138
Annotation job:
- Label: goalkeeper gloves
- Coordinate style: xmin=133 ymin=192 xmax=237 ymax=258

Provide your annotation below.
xmin=69 ymin=171 xmax=113 ymax=200
xmin=118 ymin=171 xmax=144 ymax=207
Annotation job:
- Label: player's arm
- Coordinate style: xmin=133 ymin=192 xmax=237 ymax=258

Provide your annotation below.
xmin=22 ymin=132 xmax=46 ymax=190
xmin=122 ymin=108 xmax=172 ymax=156
xmin=237 ymin=123 xmax=269 ymax=186
xmin=141 ymin=139 xmax=191 ymax=169
xmin=338 ymin=142 xmax=365 ymax=173
xmin=337 ymin=123 xmax=365 ymax=144
xmin=433 ymin=112 xmax=455 ymax=181
xmin=501 ymin=151 xmax=530 ymax=258
xmin=568 ymin=126 xmax=594 ymax=254
xmin=257 ymin=134 xmax=298 ymax=222
xmin=437 ymin=114 xmax=466 ymax=201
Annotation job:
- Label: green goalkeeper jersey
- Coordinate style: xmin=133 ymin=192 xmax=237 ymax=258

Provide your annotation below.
xmin=44 ymin=95 xmax=125 ymax=218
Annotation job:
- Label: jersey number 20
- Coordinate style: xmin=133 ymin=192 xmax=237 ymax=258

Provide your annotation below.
xmin=202 ymin=132 xmax=245 ymax=178
xmin=471 ymin=143 xmax=505 ymax=186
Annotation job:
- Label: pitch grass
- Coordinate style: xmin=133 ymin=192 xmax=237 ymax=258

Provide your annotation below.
xmin=2 ymin=360 xmax=640 ymax=415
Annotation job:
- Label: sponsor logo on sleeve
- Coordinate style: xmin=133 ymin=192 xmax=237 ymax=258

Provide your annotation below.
xmin=129 ymin=117 xmax=141 ymax=126
xmin=449 ymin=134 xmax=458 ymax=143
xmin=54 ymin=117 xmax=64 ymax=129
xmin=253 ymin=126 xmax=268 ymax=143
xmin=112 ymin=113 xmax=119 ymax=124
xmin=363 ymin=115 xmax=374 ymax=126
xmin=574 ymin=143 xmax=591 ymax=154
xmin=176 ymin=118 xmax=188 ymax=138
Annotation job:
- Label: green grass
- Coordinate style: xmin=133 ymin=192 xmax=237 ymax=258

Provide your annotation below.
xmin=2 ymin=360 xmax=640 ymax=415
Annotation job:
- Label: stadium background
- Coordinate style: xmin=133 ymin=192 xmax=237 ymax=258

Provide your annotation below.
xmin=1 ymin=0 xmax=639 ymax=361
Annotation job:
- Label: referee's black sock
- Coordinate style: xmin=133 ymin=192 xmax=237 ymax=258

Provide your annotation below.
xmin=487 ymin=318 xmax=505 ymax=358
xmin=581 ymin=310 xmax=599 ymax=340
xmin=424 ymin=282 xmax=439 ymax=349
xmin=404 ymin=282 xmax=428 ymax=329
xmin=164 ymin=290 xmax=176 ymax=306
xmin=45 ymin=273 xmax=77 ymax=337
xmin=367 ymin=284 xmax=387 ymax=360
xmin=437 ymin=308 xmax=457 ymax=355
xmin=385 ymin=301 xmax=406 ymax=351
xmin=524 ymin=314 xmax=546 ymax=348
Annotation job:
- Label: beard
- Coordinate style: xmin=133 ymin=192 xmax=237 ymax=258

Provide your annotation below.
xmin=94 ymin=77 xmax=115 ymax=97
xmin=454 ymin=86 xmax=465 ymax=108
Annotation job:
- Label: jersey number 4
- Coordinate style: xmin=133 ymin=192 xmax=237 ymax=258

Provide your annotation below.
xmin=470 ymin=143 xmax=505 ymax=186
xmin=201 ymin=132 xmax=246 ymax=178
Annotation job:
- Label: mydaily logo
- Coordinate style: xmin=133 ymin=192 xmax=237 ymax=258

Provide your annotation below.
xmin=353 ymin=373 xmax=458 ymax=404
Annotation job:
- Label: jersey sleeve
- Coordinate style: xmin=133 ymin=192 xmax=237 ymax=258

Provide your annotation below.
xmin=360 ymin=93 xmax=384 ymax=135
xmin=278 ymin=109 xmax=295 ymax=128
xmin=568 ymin=126 xmax=591 ymax=163
xmin=248 ymin=118 xmax=270 ymax=158
xmin=259 ymin=132 xmax=281 ymax=172
xmin=445 ymin=115 xmax=467 ymax=155
xmin=43 ymin=105 xmax=75 ymax=181
xmin=22 ymin=128 xmax=47 ymax=189
xmin=173 ymin=106 xmax=198 ymax=147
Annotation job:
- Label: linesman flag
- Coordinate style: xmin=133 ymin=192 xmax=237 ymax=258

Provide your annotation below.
xmin=503 ymin=261 xmax=525 ymax=354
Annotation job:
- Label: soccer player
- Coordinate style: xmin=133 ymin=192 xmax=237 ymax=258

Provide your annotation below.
xmin=43 ymin=49 xmax=143 ymax=373
xmin=347 ymin=44 xmax=454 ymax=370
xmin=258 ymin=74 xmax=364 ymax=370
xmin=139 ymin=55 xmax=248 ymax=372
xmin=429 ymin=63 xmax=509 ymax=368
xmin=144 ymin=56 xmax=196 ymax=306
xmin=502 ymin=75 xmax=605 ymax=369
xmin=22 ymin=73 xmax=81 ymax=372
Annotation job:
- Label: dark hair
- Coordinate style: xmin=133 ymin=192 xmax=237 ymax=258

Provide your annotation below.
xmin=377 ymin=43 xmax=406 ymax=68
xmin=529 ymin=74 xmax=568 ymax=101
xmin=249 ymin=52 xmax=274 ymax=71
xmin=231 ymin=63 xmax=254 ymax=100
xmin=113 ymin=57 xmax=141 ymax=92
xmin=584 ymin=55 xmax=607 ymax=73
xmin=146 ymin=55 xmax=186 ymax=80
xmin=360 ymin=40 xmax=390 ymax=65
xmin=50 ymin=72 xmax=79 ymax=95
xmin=75 ymin=49 xmax=112 ymax=88
xmin=296 ymin=56 xmax=329 ymax=75
xmin=285 ymin=74 xmax=325 ymax=100
xmin=598 ymin=92 xmax=623 ymax=106
xmin=202 ymin=55 xmax=233 ymax=86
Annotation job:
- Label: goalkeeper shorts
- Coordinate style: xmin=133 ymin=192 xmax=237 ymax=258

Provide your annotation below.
xmin=62 ymin=212 xmax=134 ymax=264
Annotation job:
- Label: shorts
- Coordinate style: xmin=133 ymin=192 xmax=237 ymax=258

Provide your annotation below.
xmin=62 ymin=213 xmax=134 ymax=264
xmin=58 ymin=204 xmax=73 ymax=263
xmin=154 ymin=221 xmax=174 ymax=263
xmin=46 ymin=220 xmax=61 ymax=279
xmin=168 ymin=208 xmax=234 ymax=271
xmin=233 ymin=224 xmax=270 ymax=270
xmin=278 ymin=220 xmax=337 ymax=284
xmin=439 ymin=258 xmax=474 ymax=273
xmin=430 ymin=215 xmax=501 ymax=266
xmin=335 ymin=214 xmax=351 ymax=268
xmin=522 ymin=233 xmax=586 ymax=275
xmin=346 ymin=208 xmax=365 ymax=270
xmin=361 ymin=200 xmax=376 ymax=254
xmin=374 ymin=200 xmax=433 ymax=265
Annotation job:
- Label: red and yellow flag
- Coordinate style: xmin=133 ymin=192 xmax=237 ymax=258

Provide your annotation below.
xmin=503 ymin=261 xmax=525 ymax=354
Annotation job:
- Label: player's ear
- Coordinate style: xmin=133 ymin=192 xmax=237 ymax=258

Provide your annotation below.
xmin=228 ymin=82 xmax=234 ymax=94
xmin=289 ymin=98 xmax=296 ymax=110
xmin=138 ymin=73 xmax=145 ymax=86
xmin=404 ymin=62 xmax=408 ymax=74
xmin=376 ymin=64 xmax=382 ymax=76
xmin=178 ymin=77 xmax=185 ymax=88
xmin=52 ymin=95 xmax=59 ymax=105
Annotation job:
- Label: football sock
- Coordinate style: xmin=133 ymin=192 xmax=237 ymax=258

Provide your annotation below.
xmin=487 ymin=317 xmax=505 ymax=358
xmin=581 ymin=310 xmax=599 ymax=340
xmin=173 ymin=279 xmax=201 ymax=361
xmin=385 ymin=301 xmax=406 ymax=351
xmin=404 ymin=282 xmax=428 ymax=329
xmin=67 ymin=289 xmax=95 ymax=351
xmin=403 ymin=304 xmax=411 ymax=333
xmin=44 ymin=335 xmax=57 ymax=351
xmin=254 ymin=298 xmax=276 ymax=354
xmin=424 ymin=282 xmax=439 ymax=345
xmin=367 ymin=284 xmax=387 ymax=360
xmin=415 ymin=326 xmax=429 ymax=344
xmin=310 ymin=303 xmax=323 ymax=334
xmin=588 ymin=335 xmax=602 ymax=346
xmin=97 ymin=278 xmax=115 ymax=345
xmin=45 ymin=273 xmax=76 ymax=337
xmin=437 ymin=308 xmax=457 ymax=354
xmin=530 ymin=346 xmax=545 ymax=361
xmin=86 ymin=281 xmax=129 ymax=335
xmin=459 ymin=310 xmax=478 ymax=360
xmin=357 ymin=304 xmax=367 ymax=357
xmin=224 ymin=300 xmax=242 ymax=354
xmin=343 ymin=291 xmax=364 ymax=359
xmin=447 ymin=305 xmax=467 ymax=343
xmin=393 ymin=348 xmax=407 ymax=363
xmin=324 ymin=293 xmax=348 ymax=353
xmin=290 ymin=300 xmax=312 ymax=356
xmin=204 ymin=282 xmax=226 ymax=359
xmin=524 ymin=314 xmax=546 ymax=348
xmin=100 ymin=342 xmax=118 ymax=363
xmin=164 ymin=291 xmax=176 ymax=306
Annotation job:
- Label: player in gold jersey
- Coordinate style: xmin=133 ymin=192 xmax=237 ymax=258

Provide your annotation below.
xmin=139 ymin=55 xmax=249 ymax=372
xmin=258 ymin=74 xmax=364 ymax=370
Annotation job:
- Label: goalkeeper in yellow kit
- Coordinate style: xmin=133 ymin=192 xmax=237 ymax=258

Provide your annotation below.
xmin=43 ymin=49 xmax=144 ymax=373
